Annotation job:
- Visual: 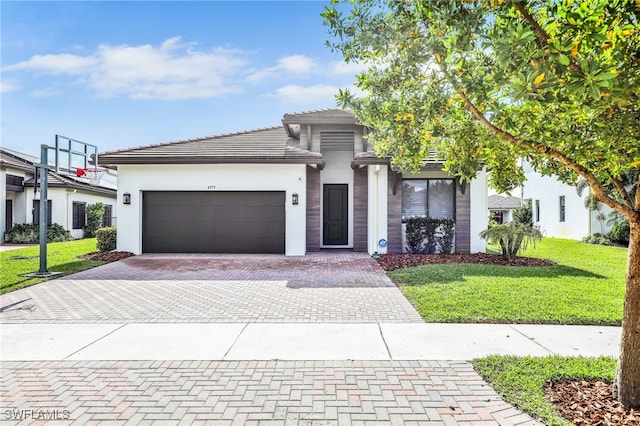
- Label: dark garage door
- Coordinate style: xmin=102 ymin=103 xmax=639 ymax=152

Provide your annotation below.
xmin=143 ymin=191 xmax=285 ymax=253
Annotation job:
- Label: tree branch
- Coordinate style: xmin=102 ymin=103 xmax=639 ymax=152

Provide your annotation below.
xmin=439 ymin=63 xmax=636 ymax=219
xmin=608 ymin=172 xmax=634 ymax=209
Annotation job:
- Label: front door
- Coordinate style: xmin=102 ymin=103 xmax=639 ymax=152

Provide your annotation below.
xmin=323 ymin=184 xmax=348 ymax=245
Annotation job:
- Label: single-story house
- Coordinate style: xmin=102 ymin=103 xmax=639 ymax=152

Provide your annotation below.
xmin=99 ymin=109 xmax=488 ymax=256
xmin=1 ymin=147 xmax=117 ymax=242
xmin=488 ymin=194 xmax=522 ymax=224
xmin=522 ymin=161 xmax=612 ymax=239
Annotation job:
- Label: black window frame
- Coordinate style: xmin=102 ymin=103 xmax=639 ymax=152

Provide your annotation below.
xmin=401 ymin=178 xmax=456 ymax=222
xmin=72 ymin=201 xmax=86 ymax=230
xmin=559 ymin=195 xmax=566 ymax=222
xmin=102 ymin=204 xmax=113 ymax=227
xmin=32 ymin=200 xmax=52 ymax=226
xmin=535 ymin=199 xmax=540 ymax=222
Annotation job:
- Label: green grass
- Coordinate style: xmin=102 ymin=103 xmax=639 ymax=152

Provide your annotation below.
xmin=473 ymin=355 xmax=616 ymax=426
xmin=389 ymin=238 xmax=628 ymax=324
xmin=0 ymin=239 xmax=104 ymax=294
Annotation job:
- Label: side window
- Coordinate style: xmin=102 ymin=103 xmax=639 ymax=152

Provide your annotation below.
xmin=559 ymin=196 xmax=566 ymax=222
xmin=102 ymin=204 xmax=113 ymax=227
xmin=72 ymin=202 xmax=86 ymax=229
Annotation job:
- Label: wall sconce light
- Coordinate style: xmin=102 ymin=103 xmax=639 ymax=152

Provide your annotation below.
xmin=292 ymin=193 xmax=299 ymax=205
xmin=123 ymin=193 xmax=131 ymax=205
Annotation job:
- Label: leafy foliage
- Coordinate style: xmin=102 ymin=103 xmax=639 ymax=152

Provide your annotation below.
xmin=84 ymin=202 xmax=105 ymax=238
xmin=405 ymin=217 xmax=455 ymax=253
xmin=96 ymin=227 xmax=117 ymax=252
xmin=513 ymin=202 xmax=533 ymax=226
xmin=4 ymin=223 xmax=72 ymax=244
xmin=480 ymin=222 xmax=543 ymax=259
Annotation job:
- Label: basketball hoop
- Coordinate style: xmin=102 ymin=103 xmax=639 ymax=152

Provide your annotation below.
xmin=76 ymin=168 xmax=106 ymax=186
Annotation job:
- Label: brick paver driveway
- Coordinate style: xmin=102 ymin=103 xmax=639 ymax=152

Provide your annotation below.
xmin=0 ymin=253 xmax=540 ymax=425
xmin=0 ymin=252 xmax=423 ymax=323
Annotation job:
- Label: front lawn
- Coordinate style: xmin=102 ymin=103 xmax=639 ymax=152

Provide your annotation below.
xmin=473 ymin=355 xmax=617 ymax=426
xmin=0 ymin=239 xmax=104 ymax=294
xmin=388 ymin=238 xmax=627 ymax=325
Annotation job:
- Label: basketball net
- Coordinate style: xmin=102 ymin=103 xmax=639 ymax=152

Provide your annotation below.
xmin=76 ymin=168 xmax=106 ymax=186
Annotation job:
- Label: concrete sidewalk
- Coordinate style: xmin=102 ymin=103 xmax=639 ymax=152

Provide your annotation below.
xmin=1 ymin=322 xmax=621 ymax=362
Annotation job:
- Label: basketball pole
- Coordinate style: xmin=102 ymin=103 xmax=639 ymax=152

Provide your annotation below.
xmin=38 ymin=144 xmax=49 ymax=274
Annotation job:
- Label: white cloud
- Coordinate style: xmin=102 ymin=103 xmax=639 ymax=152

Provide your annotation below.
xmin=271 ymin=84 xmax=340 ymax=105
xmin=248 ymin=54 xmax=318 ymax=83
xmin=3 ymin=37 xmax=249 ymax=100
xmin=330 ymin=60 xmax=367 ymax=76
xmin=0 ymin=80 xmax=20 ymax=93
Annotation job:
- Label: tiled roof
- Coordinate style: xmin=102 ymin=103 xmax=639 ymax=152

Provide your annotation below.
xmin=0 ymin=148 xmax=37 ymax=173
xmin=282 ymin=108 xmax=357 ymax=123
xmin=488 ymin=194 xmax=522 ymax=210
xmin=99 ymin=126 xmax=324 ymax=166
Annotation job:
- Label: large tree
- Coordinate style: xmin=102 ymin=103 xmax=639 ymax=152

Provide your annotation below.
xmin=323 ymin=0 xmax=640 ymax=407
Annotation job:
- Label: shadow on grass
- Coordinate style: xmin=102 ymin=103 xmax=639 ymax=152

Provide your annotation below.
xmin=390 ymin=264 xmax=606 ymax=285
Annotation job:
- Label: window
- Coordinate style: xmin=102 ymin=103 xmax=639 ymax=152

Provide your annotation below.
xmin=72 ymin=202 xmax=86 ymax=229
xmin=402 ymin=179 xmax=455 ymax=221
xmin=535 ymin=200 xmax=540 ymax=222
xmin=559 ymin=196 xmax=566 ymax=222
xmin=32 ymin=200 xmax=52 ymax=226
xmin=102 ymin=204 xmax=113 ymax=227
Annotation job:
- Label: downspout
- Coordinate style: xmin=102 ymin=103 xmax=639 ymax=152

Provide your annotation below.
xmin=372 ymin=165 xmax=380 ymax=256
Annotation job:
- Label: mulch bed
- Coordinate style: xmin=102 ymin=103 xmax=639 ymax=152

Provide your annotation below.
xmin=377 ymin=253 xmax=555 ymax=271
xmin=81 ymin=251 xmax=135 ymax=262
xmin=545 ymin=380 xmax=640 ymax=425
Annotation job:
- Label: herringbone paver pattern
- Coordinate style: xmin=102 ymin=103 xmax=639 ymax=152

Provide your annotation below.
xmin=0 ymin=253 xmax=423 ymax=324
xmin=0 ymin=360 xmax=541 ymax=425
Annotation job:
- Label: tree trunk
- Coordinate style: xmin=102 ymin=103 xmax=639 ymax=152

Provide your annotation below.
xmin=616 ymin=216 xmax=640 ymax=408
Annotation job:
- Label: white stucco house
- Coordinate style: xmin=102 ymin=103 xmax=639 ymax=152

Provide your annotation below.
xmin=99 ymin=109 xmax=488 ymax=256
xmin=488 ymin=194 xmax=522 ymax=224
xmin=1 ymin=148 xmax=117 ymax=242
xmin=522 ymin=162 xmax=612 ymax=239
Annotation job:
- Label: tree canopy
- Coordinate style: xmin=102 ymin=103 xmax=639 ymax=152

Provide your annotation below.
xmin=323 ymin=0 xmax=640 ymax=408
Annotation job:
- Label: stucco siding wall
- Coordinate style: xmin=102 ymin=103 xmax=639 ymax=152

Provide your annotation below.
xmin=367 ymin=165 xmax=388 ymax=255
xmin=117 ymin=164 xmax=307 ymax=255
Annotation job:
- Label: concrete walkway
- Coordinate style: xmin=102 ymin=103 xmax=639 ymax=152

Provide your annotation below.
xmin=0 ymin=253 xmax=621 ymax=425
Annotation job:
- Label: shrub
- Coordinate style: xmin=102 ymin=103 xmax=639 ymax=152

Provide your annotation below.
xmin=512 ymin=203 xmax=533 ymax=226
xmin=480 ymin=222 xmax=542 ymax=260
xmin=96 ymin=227 xmax=116 ymax=252
xmin=609 ymin=221 xmax=630 ymax=245
xmin=4 ymin=223 xmax=72 ymax=243
xmin=405 ymin=217 xmax=456 ymax=254
xmin=84 ymin=202 xmax=105 ymax=238
xmin=582 ymin=233 xmax=613 ymax=246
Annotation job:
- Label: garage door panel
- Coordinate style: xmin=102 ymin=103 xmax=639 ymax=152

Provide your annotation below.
xmin=143 ymin=191 xmax=285 ymax=253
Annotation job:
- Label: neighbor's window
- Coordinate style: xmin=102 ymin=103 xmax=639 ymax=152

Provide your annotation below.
xmin=402 ymin=179 xmax=455 ymax=221
xmin=32 ymin=200 xmax=52 ymax=226
xmin=72 ymin=202 xmax=86 ymax=229
xmin=535 ymin=200 xmax=540 ymax=222
xmin=102 ymin=204 xmax=113 ymax=227
xmin=559 ymin=196 xmax=566 ymax=222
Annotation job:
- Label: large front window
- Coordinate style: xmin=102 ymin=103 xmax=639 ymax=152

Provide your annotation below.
xmin=402 ymin=179 xmax=455 ymax=221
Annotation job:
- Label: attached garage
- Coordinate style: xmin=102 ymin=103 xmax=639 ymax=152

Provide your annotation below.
xmin=142 ymin=191 xmax=285 ymax=253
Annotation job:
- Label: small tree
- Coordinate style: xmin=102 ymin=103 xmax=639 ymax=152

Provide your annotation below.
xmin=480 ymin=222 xmax=542 ymax=260
xmin=512 ymin=201 xmax=533 ymax=226
xmin=84 ymin=202 xmax=104 ymax=238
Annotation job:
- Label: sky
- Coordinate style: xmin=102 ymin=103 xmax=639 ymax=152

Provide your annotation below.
xmin=1 ymin=1 xmax=363 ymax=160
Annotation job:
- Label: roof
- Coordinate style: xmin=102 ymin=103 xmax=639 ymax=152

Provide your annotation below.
xmin=98 ymin=126 xmax=324 ymax=167
xmin=282 ymin=108 xmax=357 ymax=124
xmin=1 ymin=148 xmax=116 ymax=195
xmin=488 ymin=194 xmax=522 ymax=210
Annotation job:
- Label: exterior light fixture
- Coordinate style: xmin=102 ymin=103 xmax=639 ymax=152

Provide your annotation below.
xmin=123 ymin=192 xmax=131 ymax=205
xmin=292 ymin=193 xmax=299 ymax=205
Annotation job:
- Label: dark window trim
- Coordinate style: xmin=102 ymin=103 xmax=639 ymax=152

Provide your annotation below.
xmin=535 ymin=199 xmax=540 ymax=222
xmin=72 ymin=201 xmax=86 ymax=230
xmin=102 ymin=204 xmax=113 ymax=227
xmin=32 ymin=200 xmax=52 ymax=226
xmin=401 ymin=178 xmax=456 ymax=222
xmin=559 ymin=195 xmax=566 ymax=222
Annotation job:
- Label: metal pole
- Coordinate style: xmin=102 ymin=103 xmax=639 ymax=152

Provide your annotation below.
xmin=38 ymin=144 xmax=48 ymax=274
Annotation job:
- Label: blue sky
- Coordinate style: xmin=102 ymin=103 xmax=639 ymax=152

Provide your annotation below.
xmin=1 ymin=1 xmax=362 ymax=159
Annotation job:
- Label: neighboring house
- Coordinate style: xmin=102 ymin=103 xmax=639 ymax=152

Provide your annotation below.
xmin=488 ymin=194 xmax=521 ymax=224
xmin=0 ymin=148 xmax=117 ymax=242
xmin=522 ymin=162 xmax=611 ymax=239
xmin=99 ymin=109 xmax=487 ymax=256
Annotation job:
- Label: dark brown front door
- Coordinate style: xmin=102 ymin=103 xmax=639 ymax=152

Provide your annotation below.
xmin=323 ymin=184 xmax=348 ymax=245
xmin=142 ymin=191 xmax=285 ymax=253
